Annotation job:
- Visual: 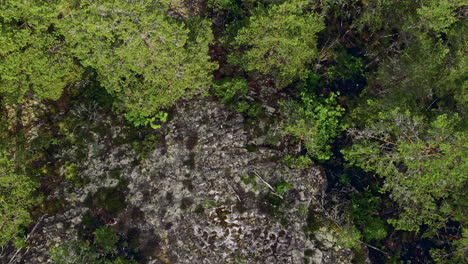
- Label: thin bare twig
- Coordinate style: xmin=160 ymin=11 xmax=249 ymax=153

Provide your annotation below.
xmin=426 ymin=98 xmax=439 ymax=111
xmin=319 ymin=30 xmax=351 ymax=60
xmin=8 ymin=214 xmax=47 ymax=264
xmin=253 ymin=171 xmax=283 ymax=199
xmin=358 ymin=240 xmax=390 ymax=256
xmin=227 ymin=183 xmax=242 ymax=202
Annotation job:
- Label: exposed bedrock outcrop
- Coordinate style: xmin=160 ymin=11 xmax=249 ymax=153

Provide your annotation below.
xmin=20 ymin=98 xmax=353 ymax=264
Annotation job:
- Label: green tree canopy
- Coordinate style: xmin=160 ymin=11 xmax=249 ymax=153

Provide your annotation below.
xmin=0 ymin=148 xmax=39 ymax=246
xmin=282 ymin=91 xmax=345 ymax=161
xmin=230 ymin=0 xmax=324 ymax=89
xmin=417 ymin=0 xmax=465 ymax=34
xmin=59 ymin=0 xmax=217 ymax=124
xmin=343 ymin=106 xmax=467 ymax=232
xmin=0 ymin=0 xmax=82 ymax=103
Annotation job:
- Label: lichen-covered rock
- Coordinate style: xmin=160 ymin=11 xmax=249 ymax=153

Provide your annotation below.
xmin=17 ymin=98 xmax=354 ymax=264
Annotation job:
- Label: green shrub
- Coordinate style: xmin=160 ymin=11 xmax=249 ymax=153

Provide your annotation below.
xmin=64 ymin=162 xmax=78 ymax=181
xmin=201 ymin=200 xmax=218 ymax=209
xmin=344 ymin=109 xmax=467 ymax=233
xmin=127 ymin=111 xmax=168 ymax=129
xmin=50 ymin=241 xmax=97 ymax=264
xmin=207 ymin=0 xmax=241 ymax=12
xmin=60 ymin=2 xmax=217 ymax=126
xmin=50 ymin=228 xmax=136 ymax=264
xmin=337 ymin=225 xmax=362 ymax=249
xmin=351 ymin=188 xmax=388 ymax=242
xmin=274 ymin=180 xmax=294 ymax=196
xmin=0 ymin=149 xmax=40 ymax=247
xmin=430 ymin=229 xmax=468 ymax=264
xmin=230 ymin=0 xmax=324 ymax=88
xmin=282 ymin=92 xmax=345 ymax=161
xmin=0 ymin=1 xmax=82 ymax=103
xmin=213 ymin=77 xmax=249 ymax=104
xmin=94 ymin=226 xmax=119 ymax=252
xmin=327 ymin=51 xmax=363 ymax=81
xmin=283 ymin=154 xmax=313 ymax=169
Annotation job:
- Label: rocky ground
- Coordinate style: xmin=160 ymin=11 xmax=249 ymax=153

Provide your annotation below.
xmin=7 ymin=98 xmax=355 ymax=264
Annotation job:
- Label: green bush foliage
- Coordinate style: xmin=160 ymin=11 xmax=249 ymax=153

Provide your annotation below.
xmin=94 ymin=226 xmax=119 ymax=252
xmin=59 ymin=1 xmax=217 ymax=125
xmin=274 ymin=180 xmax=294 ymax=196
xmin=344 ymin=107 xmax=467 ymax=232
xmin=212 ymin=77 xmax=266 ymax=117
xmin=0 ymin=149 xmax=40 ymax=247
xmin=342 ymin=1 xmax=467 ymax=255
xmin=0 ymin=0 xmax=82 ymax=103
xmin=207 ymin=0 xmax=240 ymax=11
xmin=350 ymin=188 xmax=387 ymax=242
xmin=50 ymin=227 xmax=136 ymax=264
xmin=213 ymin=77 xmax=249 ymax=105
xmin=230 ymin=0 xmax=324 ymax=88
xmin=50 ymin=241 xmax=98 ymax=264
xmin=417 ymin=0 xmax=465 ymax=34
xmin=430 ymin=228 xmax=468 ymax=264
xmin=337 ymin=224 xmax=362 ymax=249
xmin=282 ymin=92 xmax=345 ymax=161
xmin=283 ymin=154 xmax=313 ymax=169
xmin=327 ymin=51 xmax=363 ymax=82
